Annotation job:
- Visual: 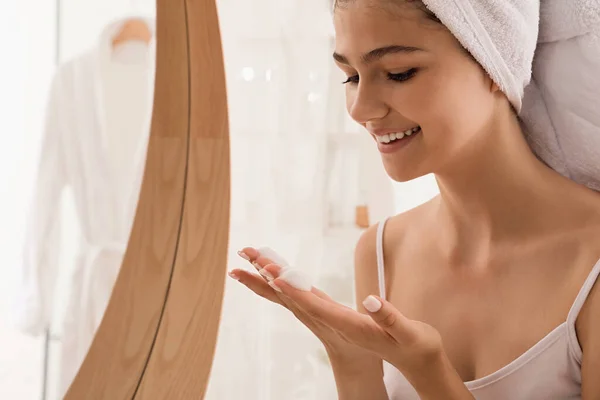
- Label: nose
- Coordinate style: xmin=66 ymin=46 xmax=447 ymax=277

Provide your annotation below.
xmin=347 ymin=82 xmax=389 ymax=124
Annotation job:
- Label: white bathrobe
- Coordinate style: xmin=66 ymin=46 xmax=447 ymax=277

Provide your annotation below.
xmin=12 ymin=17 xmax=156 ymax=397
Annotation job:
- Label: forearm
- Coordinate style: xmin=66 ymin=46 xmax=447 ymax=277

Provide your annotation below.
xmin=329 ymin=354 xmax=388 ymax=400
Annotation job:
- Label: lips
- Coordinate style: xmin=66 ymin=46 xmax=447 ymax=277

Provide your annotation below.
xmin=376 ymin=126 xmax=421 ymax=154
xmin=375 ymin=126 xmax=421 ymax=144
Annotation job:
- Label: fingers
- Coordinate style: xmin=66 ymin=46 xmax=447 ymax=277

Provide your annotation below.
xmin=236 ymin=249 xmax=299 ymax=310
xmin=273 ymin=277 xmax=391 ymax=350
xmin=237 ymin=248 xmax=263 ymax=274
xmin=238 ymin=248 xmax=398 ymax=354
xmin=262 ymin=264 xmax=333 ymax=301
xmin=255 ymin=247 xmax=291 ymax=268
xmin=238 ymin=247 xmax=289 ymax=270
xmin=260 ymin=263 xmax=284 ymax=282
xmin=239 ymin=248 xmax=324 ymax=296
xmin=237 ymin=247 xmax=333 ymax=313
xmin=362 ymin=295 xmax=418 ymax=344
xmin=228 ymin=269 xmax=286 ymax=307
xmin=271 ymin=278 xmax=353 ymax=327
xmin=238 ymin=248 xmax=288 ymax=287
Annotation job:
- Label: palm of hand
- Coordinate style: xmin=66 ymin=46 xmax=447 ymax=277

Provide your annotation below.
xmin=231 ymin=248 xmax=445 ymax=374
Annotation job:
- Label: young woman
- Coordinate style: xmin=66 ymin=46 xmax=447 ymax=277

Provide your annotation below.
xmin=230 ymin=1 xmax=600 ymax=398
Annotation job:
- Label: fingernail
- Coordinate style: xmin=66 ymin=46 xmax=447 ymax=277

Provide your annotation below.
xmin=268 ymin=281 xmax=282 ymax=293
xmin=362 ymin=295 xmax=382 ymax=313
xmin=279 ymin=269 xmax=312 ymax=291
xmin=257 ymin=247 xmax=291 ymax=268
xmin=228 ymin=271 xmax=240 ymax=281
xmin=237 ymin=250 xmax=250 ymax=261
xmin=252 ymin=262 xmax=261 ymax=272
xmin=259 ymin=269 xmax=274 ymax=281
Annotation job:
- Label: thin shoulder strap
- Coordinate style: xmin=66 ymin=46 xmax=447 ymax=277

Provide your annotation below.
xmin=566 ymin=257 xmax=600 ymax=363
xmin=376 ymin=218 xmax=389 ymax=301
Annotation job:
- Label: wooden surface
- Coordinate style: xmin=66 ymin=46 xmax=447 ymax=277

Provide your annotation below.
xmin=64 ymin=0 xmax=227 ymax=398
xmin=135 ymin=0 xmax=230 ymax=397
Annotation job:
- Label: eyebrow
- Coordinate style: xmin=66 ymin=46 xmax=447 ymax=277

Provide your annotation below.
xmin=333 ymin=45 xmax=425 ymax=65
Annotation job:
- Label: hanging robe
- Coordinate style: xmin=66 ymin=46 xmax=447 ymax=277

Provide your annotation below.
xmin=12 ymin=17 xmax=156 ymax=397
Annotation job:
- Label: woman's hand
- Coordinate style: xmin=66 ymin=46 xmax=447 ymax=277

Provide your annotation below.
xmin=230 ymin=247 xmax=473 ymax=399
xmin=230 ymin=247 xmax=378 ymax=364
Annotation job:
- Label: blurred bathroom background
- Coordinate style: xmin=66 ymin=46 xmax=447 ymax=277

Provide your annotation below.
xmin=0 ymin=0 xmax=439 ymax=399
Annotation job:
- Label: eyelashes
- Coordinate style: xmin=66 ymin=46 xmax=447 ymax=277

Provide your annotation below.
xmin=388 ymin=68 xmax=419 ymax=82
xmin=342 ymin=68 xmax=419 ymax=85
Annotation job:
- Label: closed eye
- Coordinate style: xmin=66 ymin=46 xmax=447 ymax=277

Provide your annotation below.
xmin=342 ymin=68 xmax=419 ymax=85
xmin=342 ymin=75 xmax=359 ymax=84
xmin=388 ymin=68 xmax=418 ymax=82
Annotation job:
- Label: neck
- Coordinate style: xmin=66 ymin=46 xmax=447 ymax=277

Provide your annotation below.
xmin=432 ymin=110 xmax=600 ymax=264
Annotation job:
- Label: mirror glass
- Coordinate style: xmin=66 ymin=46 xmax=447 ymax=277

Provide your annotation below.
xmin=207 ymin=1 xmax=438 ymax=399
xmin=1 ymin=1 xmax=156 ymax=399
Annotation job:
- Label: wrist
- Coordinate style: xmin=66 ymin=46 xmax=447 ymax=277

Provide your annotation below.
xmin=405 ymin=352 xmax=473 ymax=400
xmin=325 ymin=347 xmax=382 ymax=375
xmin=326 ymin=348 xmax=388 ymax=400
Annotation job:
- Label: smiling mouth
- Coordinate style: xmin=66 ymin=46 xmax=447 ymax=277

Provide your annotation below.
xmin=376 ymin=126 xmax=421 ymax=144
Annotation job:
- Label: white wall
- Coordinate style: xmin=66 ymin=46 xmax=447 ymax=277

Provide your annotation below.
xmin=0 ymin=1 xmax=56 ymax=399
xmin=393 ymin=175 xmax=440 ymax=214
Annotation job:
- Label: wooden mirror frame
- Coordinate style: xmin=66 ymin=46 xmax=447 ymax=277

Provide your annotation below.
xmin=65 ymin=0 xmax=230 ymax=398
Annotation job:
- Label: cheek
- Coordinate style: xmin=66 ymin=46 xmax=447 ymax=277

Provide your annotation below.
xmin=406 ymin=72 xmax=493 ymax=142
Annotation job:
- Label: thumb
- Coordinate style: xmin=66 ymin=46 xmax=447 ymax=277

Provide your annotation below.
xmin=362 ymin=295 xmax=418 ymax=344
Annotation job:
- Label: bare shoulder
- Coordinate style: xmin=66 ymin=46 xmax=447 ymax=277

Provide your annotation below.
xmin=565 ymin=197 xmax=600 ymax=395
xmin=579 ymin=269 xmax=600 ymax=341
xmin=578 ymin=257 xmax=600 ymax=396
xmin=354 ymin=197 xmax=438 ymax=311
xmin=354 ymin=223 xmax=382 ymax=313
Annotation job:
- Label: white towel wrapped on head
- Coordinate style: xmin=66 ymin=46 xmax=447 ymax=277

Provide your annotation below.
xmin=538 ymin=0 xmax=600 ymax=42
xmin=525 ymin=1 xmax=600 ymax=191
xmin=422 ymin=0 xmax=600 ymax=191
xmin=421 ymin=0 xmax=540 ymax=113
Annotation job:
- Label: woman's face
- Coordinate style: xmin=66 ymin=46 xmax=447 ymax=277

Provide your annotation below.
xmin=333 ymin=1 xmax=501 ymax=181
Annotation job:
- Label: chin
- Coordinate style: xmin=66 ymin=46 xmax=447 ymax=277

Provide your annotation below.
xmin=383 ymin=162 xmax=427 ymax=183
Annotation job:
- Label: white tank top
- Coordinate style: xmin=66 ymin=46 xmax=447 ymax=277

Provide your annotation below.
xmin=376 ymin=218 xmax=600 ymax=399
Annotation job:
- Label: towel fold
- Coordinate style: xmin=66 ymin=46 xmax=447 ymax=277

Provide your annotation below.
xmin=421 ymin=0 xmax=539 ymax=113
xmin=422 ymin=0 xmax=600 ymax=192
xmin=538 ymin=0 xmax=600 ymax=42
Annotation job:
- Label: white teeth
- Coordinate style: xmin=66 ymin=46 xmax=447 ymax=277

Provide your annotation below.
xmin=376 ymin=127 xmax=420 ymax=143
